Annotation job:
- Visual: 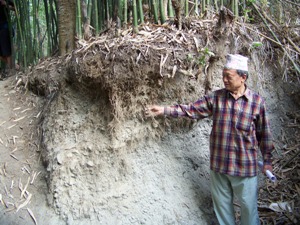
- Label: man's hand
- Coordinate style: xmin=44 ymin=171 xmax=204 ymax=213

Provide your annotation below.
xmin=263 ymin=164 xmax=273 ymax=174
xmin=144 ymin=105 xmax=164 ymax=117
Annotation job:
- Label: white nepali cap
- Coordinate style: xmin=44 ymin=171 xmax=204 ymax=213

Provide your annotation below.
xmin=224 ymin=54 xmax=249 ymax=71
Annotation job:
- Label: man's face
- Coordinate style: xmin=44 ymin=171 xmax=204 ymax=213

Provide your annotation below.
xmin=222 ymin=69 xmax=246 ymax=92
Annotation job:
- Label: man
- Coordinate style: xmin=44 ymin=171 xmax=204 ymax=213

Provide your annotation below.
xmin=0 ymin=0 xmax=15 ymax=79
xmin=145 ymin=54 xmax=274 ymax=225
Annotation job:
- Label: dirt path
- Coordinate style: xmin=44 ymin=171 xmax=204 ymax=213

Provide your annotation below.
xmin=0 ymin=76 xmax=63 ymax=225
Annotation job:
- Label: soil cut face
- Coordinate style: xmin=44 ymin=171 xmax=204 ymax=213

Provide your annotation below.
xmin=0 ymin=15 xmax=300 ymax=225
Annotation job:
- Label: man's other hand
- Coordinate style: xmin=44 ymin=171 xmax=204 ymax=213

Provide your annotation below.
xmin=263 ymin=164 xmax=273 ymax=174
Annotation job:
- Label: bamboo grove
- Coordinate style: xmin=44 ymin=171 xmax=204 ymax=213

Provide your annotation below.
xmin=5 ymin=0 xmax=300 ymax=72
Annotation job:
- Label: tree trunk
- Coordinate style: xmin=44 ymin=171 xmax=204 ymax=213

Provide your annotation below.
xmin=58 ymin=0 xmax=76 ymax=55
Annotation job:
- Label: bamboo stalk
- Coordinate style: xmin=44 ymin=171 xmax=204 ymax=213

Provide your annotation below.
xmin=168 ymin=0 xmax=174 ymax=18
xmin=123 ymin=0 xmax=128 ymax=26
xmin=202 ymin=0 xmax=206 ymax=14
xmin=194 ymin=0 xmax=199 ymax=15
xmin=137 ymin=0 xmax=144 ymax=24
xmin=184 ymin=0 xmax=188 ymax=16
xmin=77 ymin=0 xmax=82 ymax=39
xmin=152 ymin=0 xmax=159 ymax=24
xmin=132 ymin=0 xmax=139 ymax=33
xmin=32 ymin=0 xmax=38 ymax=64
xmin=159 ymin=0 xmax=166 ymax=24
xmin=94 ymin=0 xmax=99 ymax=35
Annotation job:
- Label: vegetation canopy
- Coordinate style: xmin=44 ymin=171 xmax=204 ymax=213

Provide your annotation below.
xmin=5 ymin=0 xmax=299 ymax=79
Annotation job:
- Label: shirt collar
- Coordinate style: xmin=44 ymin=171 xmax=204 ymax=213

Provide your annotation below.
xmin=243 ymin=85 xmax=251 ymax=100
xmin=226 ymin=85 xmax=251 ymax=100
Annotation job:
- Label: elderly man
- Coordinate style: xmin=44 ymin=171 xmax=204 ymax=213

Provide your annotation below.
xmin=145 ymin=54 xmax=274 ymax=225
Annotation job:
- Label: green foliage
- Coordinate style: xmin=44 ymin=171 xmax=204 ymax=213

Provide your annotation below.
xmin=260 ymin=0 xmax=270 ymax=9
xmin=249 ymin=41 xmax=263 ymax=52
xmin=247 ymin=0 xmax=256 ymax=4
xmin=186 ymin=48 xmax=214 ymax=67
xmin=251 ymin=41 xmax=263 ymax=48
xmin=197 ymin=48 xmax=214 ymax=66
xmin=242 ymin=8 xmax=253 ymax=22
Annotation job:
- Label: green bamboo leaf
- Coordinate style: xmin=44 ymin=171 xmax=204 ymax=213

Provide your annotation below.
xmin=251 ymin=41 xmax=263 ymax=48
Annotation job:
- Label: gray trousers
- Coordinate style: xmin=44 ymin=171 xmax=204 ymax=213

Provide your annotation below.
xmin=210 ymin=170 xmax=260 ymax=225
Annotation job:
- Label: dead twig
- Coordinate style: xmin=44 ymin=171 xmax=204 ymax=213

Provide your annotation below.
xmin=281 ymin=149 xmax=300 ymax=168
xmin=16 ymin=193 xmax=32 ymax=212
xmin=10 ymin=154 xmax=19 ymax=161
xmin=27 ymin=208 xmax=38 ymax=225
xmin=30 ymin=171 xmax=41 ymax=185
xmin=20 ymin=177 xmax=31 ymax=199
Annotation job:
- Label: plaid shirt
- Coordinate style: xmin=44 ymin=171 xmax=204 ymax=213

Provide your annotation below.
xmin=164 ymin=88 xmax=274 ymax=177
